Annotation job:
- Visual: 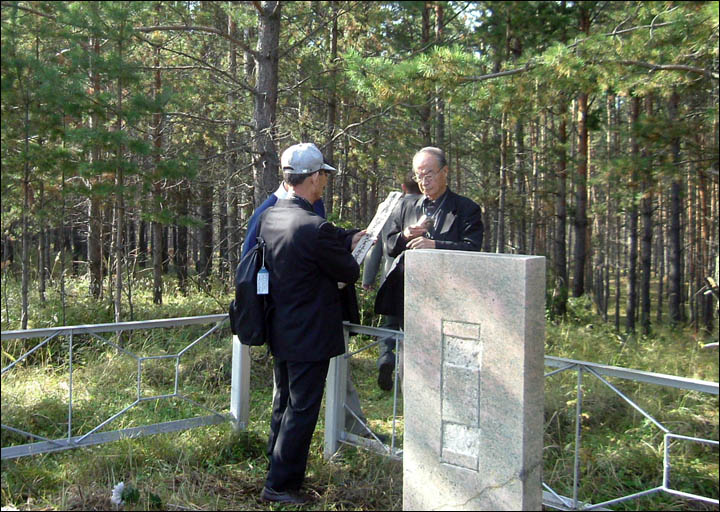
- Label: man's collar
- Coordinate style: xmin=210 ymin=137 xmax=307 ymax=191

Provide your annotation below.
xmin=424 ymin=188 xmax=449 ymax=205
xmin=273 ymin=182 xmax=289 ymax=199
xmin=285 ymin=192 xmax=315 ymax=211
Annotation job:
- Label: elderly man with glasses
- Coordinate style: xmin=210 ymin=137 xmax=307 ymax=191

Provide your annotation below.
xmin=374 ymin=146 xmax=484 ymax=390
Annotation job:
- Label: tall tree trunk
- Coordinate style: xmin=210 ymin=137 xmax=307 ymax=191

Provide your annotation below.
xmin=339 ymin=130 xmax=349 ymax=220
xmin=152 ymin=22 xmax=163 ymax=304
xmin=88 ymin=37 xmax=103 ymax=299
xmin=516 ymin=119 xmax=527 ymax=254
xmin=359 ymin=170 xmax=368 ymax=225
xmin=138 ymin=220 xmax=147 ymax=269
xmin=103 ymin=202 xmax=113 ymax=300
xmin=162 ymin=226 xmax=169 ymax=274
xmin=88 ymin=207 xmax=103 ymax=299
xmin=485 ymin=117 xmax=499 ymax=253
xmin=554 ymin=104 xmax=568 ymax=317
xmin=20 ymin=98 xmax=30 ymax=329
xmin=667 ymin=92 xmax=684 ymax=323
xmin=497 ymin=113 xmax=508 ymax=253
xmin=61 ymin=154 xmax=68 ymax=324
xmin=626 ymin=95 xmax=640 ymax=334
xmin=572 ymin=5 xmax=591 ymax=298
xmin=324 ymin=0 xmax=338 ymax=214
xmin=252 ymin=1 xmax=281 ymax=207
xmin=615 ymin=259 xmax=621 ymax=330
xmin=70 ymin=224 xmax=82 ymax=276
xmin=198 ymin=174 xmax=214 ymax=280
xmin=419 ymin=4 xmax=432 ymax=145
xmin=113 ymin=37 xmax=125 ymax=323
xmin=218 ymin=183 xmax=228 ymax=282
xmin=640 ymin=95 xmax=654 ymax=334
xmin=538 ymin=112 xmax=548 ymax=256
xmin=587 ymin=132 xmax=595 ymax=295
xmin=243 ymin=23 xmax=256 ymax=225
xmin=573 ymin=92 xmax=589 ymax=297
xmin=38 ymin=181 xmax=46 ymax=303
xmin=530 ymin=117 xmax=539 ymax=254
xmin=697 ymin=146 xmax=713 ymax=332
xmin=227 ymin=13 xmax=240 ymax=275
xmin=657 ymin=192 xmax=665 ymax=323
xmin=614 ymin=94 xmax=622 ymax=331
xmin=177 ymin=187 xmax=189 ymax=295
xmin=688 ymin=176 xmax=697 ymax=329
xmin=369 ymin=125 xmax=379 ymax=214
xmin=434 ymin=1 xmax=445 ymax=148
xmin=601 ymin=93 xmax=616 ymax=321
xmin=454 ymin=106 xmax=462 ymax=193
xmin=126 ymin=206 xmax=135 ymax=272
xmin=152 ymin=218 xmax=163 ymax=304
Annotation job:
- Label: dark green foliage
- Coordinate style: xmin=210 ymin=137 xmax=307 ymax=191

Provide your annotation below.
xmin=1 ymin=2 xmax=719 ymax=505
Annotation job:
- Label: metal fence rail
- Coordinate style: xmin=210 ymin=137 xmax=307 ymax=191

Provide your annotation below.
xmin=1 ymin=314 xmax=248 ymax=460
xmin=2 ymin=317 xmax=718 ymax=510
xmin=542 ymin=358 xmax=718 ymax=510
xmin=331 ymin=323 xmax=719 ymax=511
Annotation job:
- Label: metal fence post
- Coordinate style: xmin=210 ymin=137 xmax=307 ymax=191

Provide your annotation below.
xmin=324 ymin=326 xmax=348 ymax=459
xmin=230 ymin=335 xmax=250 ymax=431
xmin=573 ymin=366 xmax=584 ymax=509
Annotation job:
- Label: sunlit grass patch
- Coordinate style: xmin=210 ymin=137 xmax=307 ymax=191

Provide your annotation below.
xmin=543 ymin=297 xmax=719 ymax=509
xmin=1 ymin=276 xmax=718 ymax=510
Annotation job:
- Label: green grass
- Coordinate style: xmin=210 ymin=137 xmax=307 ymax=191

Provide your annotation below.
xmin=543 ymin=296 xmax=718 ymax=510
xmin=1 ymin=274 xmax=718 ymax=510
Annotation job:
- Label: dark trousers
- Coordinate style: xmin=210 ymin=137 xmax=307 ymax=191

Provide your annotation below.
xmin=265 ymin=358 xmax=330 ymax=492
xmin=377 ymin=314 xmax=401 ymax=366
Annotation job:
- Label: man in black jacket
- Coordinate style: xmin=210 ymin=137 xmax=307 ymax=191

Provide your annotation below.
xmin=375 ymin=147 xmax=484 ymax=388
xmin=258 ymin=143 xmax=364 ymax=505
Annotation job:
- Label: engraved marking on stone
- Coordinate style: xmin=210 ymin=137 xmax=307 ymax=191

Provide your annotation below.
xmin=443 ymin=320 xmax=480 ymax=340
xmin=441 ymin=320 xmax=482 ymax=471
xmin=442 ymin=365 xmax=480 ymax=425
xmin=442 ymin=422 xmax=480 ymax=471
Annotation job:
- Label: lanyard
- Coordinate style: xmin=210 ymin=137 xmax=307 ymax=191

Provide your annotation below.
xmin=422 ymin=193 xmax=448 ymax=237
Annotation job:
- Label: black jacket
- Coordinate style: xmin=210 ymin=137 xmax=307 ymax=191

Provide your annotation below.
xmin=385 ymin=188 xmax=484 ymax=257
xmin=376 ymin=189 xmax=483 ymax=318
xmin=259 ymin=196 xmax=360 ymax=361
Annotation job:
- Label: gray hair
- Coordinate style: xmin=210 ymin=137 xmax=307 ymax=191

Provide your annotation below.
xmin=414 ymin=146 xmax=447 ymax=169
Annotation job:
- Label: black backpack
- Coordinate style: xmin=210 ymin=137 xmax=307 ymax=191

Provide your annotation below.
xmin=228 ymin=237 xmax=268 ymax=346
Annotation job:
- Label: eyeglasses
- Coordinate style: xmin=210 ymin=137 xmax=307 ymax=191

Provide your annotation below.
xmin=412 ymin=168 xmax=443 ymax=183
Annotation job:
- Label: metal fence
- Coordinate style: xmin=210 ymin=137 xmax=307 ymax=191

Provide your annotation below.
xmin=1 ymin=314 xmax=250 ymax=460
xmin=2 ymin=317 xmax=718 ymax=510
xmin=327 ymin=323 xmax=719 ymax=511
xmin=542 ymin=356 xmax=718 ymax=510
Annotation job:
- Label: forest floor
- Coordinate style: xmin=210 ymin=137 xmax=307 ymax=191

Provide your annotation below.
xmin=0 ymin=273 xmax=718 ymax=510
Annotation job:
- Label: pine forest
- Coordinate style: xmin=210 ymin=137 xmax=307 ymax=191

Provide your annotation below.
xmin=1 ymin=1 xmax=718 ymax=333
xmin=1 ymin=2 xmax=719 ymax=510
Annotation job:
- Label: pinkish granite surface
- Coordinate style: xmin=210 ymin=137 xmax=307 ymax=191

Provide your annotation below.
xmin=403 ymin=250 xmax=545 ymax=511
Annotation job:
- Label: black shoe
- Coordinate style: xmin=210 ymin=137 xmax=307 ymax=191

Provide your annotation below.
xmin=361 ymin=430 xmax=390 ymax=444
xmin=260 ymin=487 xmax=311 ymax=505
xmin=378 ymin=360 xmax=394 ymax=391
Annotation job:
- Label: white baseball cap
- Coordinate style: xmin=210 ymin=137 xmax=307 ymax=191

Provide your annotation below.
xmin=281 ymin=143 xmax=338 ymax=174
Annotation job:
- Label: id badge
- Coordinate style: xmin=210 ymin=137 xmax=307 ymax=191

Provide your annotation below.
xmin=257 ymin=267 xmax=269 ymax=295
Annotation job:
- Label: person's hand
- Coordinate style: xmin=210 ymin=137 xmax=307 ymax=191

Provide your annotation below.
xmin=407 ymin=237 xmax=436 ymax=250
xmin=351 ymin=230 xmax=367 ymax=251
xmin=403 ymin=225 xmax=427 ymax=240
